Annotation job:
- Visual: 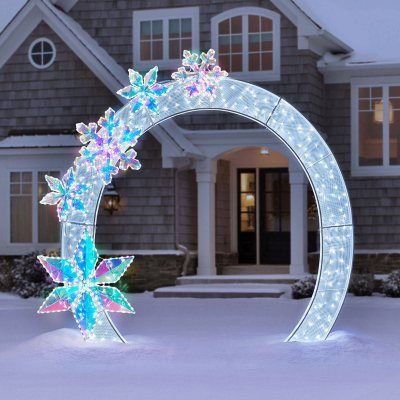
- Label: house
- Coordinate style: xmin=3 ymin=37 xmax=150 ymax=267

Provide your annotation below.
xmin=0 ymin=0 xmax=399 ymax=291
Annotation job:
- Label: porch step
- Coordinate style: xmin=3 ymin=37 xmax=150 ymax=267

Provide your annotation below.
xmin=176 ymin=274 xmax=305 ymax=286
xmin=153 ymin=283 xmax=288 ymax=299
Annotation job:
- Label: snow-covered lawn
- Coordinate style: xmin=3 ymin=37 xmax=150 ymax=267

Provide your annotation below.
xmin=0 ymin=292 xmax=399 ymax=400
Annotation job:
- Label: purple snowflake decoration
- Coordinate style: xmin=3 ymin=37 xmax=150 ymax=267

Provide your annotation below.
xmin=76 ymin=108 xmax=141 ymax=184
xmin=171 ymin=49 xmax=228 ymax=99
xmin=117 ymin=66 xmax=168 ymax=113
xmin=40 ymin=167 xmax=89 ymax=221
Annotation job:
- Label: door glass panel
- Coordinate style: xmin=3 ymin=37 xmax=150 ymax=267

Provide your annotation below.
xmin=239 ymin=171 xmax=256 ymax=233
xmin=241 ymin=213 xmax=255 ymax=232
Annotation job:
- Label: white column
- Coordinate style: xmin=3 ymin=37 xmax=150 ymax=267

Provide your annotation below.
xmin=195 ymin=158 xmax=217 ymax=275
xmin=289 ymin=165 xmax=308 ymax=275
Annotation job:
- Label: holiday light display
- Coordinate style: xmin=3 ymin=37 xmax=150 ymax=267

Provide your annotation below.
xmin=39 ymin=49 xmax=353 ymax=343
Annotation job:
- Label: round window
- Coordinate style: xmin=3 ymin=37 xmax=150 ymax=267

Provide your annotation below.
xmin=28 ymin=38 xmax=56 ymax=69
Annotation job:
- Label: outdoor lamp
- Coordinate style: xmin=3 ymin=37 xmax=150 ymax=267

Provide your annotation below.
xmin=103 ymin=183 xmax=120 ymax=214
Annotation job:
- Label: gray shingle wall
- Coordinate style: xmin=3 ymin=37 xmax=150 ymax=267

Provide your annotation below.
xmin=96 ymin=134 xmax=176 ymax=250
xmin=325 ymin=83 xmax=400 ymax=249
xmin=0 ymin=22 xmax=117 ymax=136
xmin=69 ymin=0 xmax=325 ymax=130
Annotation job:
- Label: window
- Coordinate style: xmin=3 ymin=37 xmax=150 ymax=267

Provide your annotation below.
xmin=352 ymin=78 xmax=400 ymax=176
xmin=211 ymin=7 xmax=280 ymax=81
xmin=133 ymin=7 xmax=199 ymax=70
xmin=28 ymin=38 xmax=56 ymax=69
xmin=9 ymin=171 xmax=60 ymax=245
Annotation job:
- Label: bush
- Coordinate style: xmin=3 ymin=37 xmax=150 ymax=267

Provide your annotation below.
xmin=0 ymin=250 xmax=58 ymax=298
xmin=291 ymin=275 xmax=316 ymax=299
xmin=383 ymin=270 xmax=400 ymax=298
xmin=349 ymin=274 xmax=374 ymax=296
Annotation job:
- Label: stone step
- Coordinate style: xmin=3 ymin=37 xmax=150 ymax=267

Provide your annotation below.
xmin=153 ymin=284 xmax=288 ymax=299
xmin=176 ymin=274 xmax=305 ymax=286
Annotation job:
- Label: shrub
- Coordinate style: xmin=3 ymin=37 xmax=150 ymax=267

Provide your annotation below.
xmin=383 ymin=270 xmax=400 ymax=298
xmin=291 ymin=275 xmax=316 ymax=299
xmin=349 ymin=274 xmax=374 ymax=296
xmin=0 ymin=250 xmax=58 ymax=298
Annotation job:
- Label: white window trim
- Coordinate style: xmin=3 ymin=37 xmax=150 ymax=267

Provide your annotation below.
xmin=211 ymin=7 xmax=281 ymax=82
xmin=28 ymin=37 xmax=56 ymax=69
xmin=133 ymin=7 xmax=200 ymax=71
xmin=351 ymin=76 xmax=400 ymax=177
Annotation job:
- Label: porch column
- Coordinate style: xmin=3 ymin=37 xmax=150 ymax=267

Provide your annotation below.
xmin=289 ymin=167 xmax=308 ymax=274
xmin=195 ymin=158 xmax=217 ymax=275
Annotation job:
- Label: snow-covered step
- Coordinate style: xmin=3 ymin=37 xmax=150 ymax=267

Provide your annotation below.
xmin=177 ymin=274 xmax=305 ymax=286
xmin=153 ymin=284 xmax=287 ymax=299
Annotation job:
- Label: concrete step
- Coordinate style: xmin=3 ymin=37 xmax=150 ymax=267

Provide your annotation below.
xmin=153 ymin=284 xmax=288 ymax=299
xmin=176 ymin=274 xmax=305 ymax=286
xmin=222 ymin=265 xmax=289 ymax=275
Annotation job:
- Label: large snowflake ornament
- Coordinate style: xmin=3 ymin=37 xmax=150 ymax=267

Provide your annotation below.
xmin=38 ymin=230 xmax=135 ymax=339
xmin=171 ymin=49 xmax=228 ymax=98
xmin=117 ymin=66 xmax=168 ymax=113
xmin=76 ymin=108 xmax=141 ymax=184
xmin=40 ymin=167 xmax=89 ymax=221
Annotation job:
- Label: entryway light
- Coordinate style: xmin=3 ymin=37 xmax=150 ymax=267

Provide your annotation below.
xmin=260 ymin=146 xmax=269 ymax=155
xmin=103 ymin=182 xmax=120 ymax=215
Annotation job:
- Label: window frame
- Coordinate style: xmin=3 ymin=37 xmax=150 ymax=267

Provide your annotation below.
xmin=211 ymin=7 xmax=281 ymax=82
xmin=351 ymin=76 xmax=400 ymax=176
xmin=132 ymin=7 xmax=200 ymax=70
xmin=6 ymin=168 xmax=61 ymax=248
xmin=28 ymin=37 xmax=56 ymax=69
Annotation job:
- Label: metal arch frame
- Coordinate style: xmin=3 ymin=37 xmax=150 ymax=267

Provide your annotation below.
xmin=61 ymin=77 xmax=354 ymax=342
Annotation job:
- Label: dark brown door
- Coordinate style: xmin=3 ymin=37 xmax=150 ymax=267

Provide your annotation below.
xmin=237 ymin=169 xmax=256 ymax=264
xmin=259 ymin=168 xmax=290 ymax=264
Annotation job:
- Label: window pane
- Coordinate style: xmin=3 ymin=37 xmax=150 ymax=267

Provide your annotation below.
xmin=231 ymin=16 xmax=242 ymax=34
xmin=231 ymin=34 xmax=242 ymax=52
xmin=359 ymin=111 xmax=383 ymax=166
xmin=261 ymin=33 xmax=273 ymax=51
xmin=249 ymin=53 xmax=260 ymax=71
xmin=38 ymin=171 xmax=60 ymax=243
xmin=219 ymin=55 xmax=229 ymax=70
xmin=169 ymin=19 xmax=180 ymax=38
xmin=248 ymin=34 xmax=260 ymax=52
xmin=140 ymin=21 xmax=151 ymax=40
xmin=218 ymin=36 xmax=230 ymax=53
xmin=169 ymin=39 xmax=180 ymax=59
xmin=371 ymin=87 xmax=382 ymax=98
xmin=181 ymin=38 xmax=191 ymax=51
xmin=240 ymin=173 xmax=255 ymax=192
xmin=261 ymin=17 xmax=273 ymax=32
xmin=261 ymin=52 xmax=273 ymax=70
xmin=240 ymin=193 xmax=255 ymax=211
xmin=219 ymin=19 xmax=229 ymax=34
xmin=248 ymin=15 xmax=260 ymax=33
xmin=42 ymin=41 xmax=52 ymax=52
xmin=10 ymin=171 xmax=32 ymax=243
xmin=265 ymin=213 xmax=279 ymax=232
xmin=152 ymin=20 xmax=163 ymax=39
xmin=389 ymin=86 xmax=400 ymax=97
xmin=181 ymin=18 xmax=191 ymax=37
xmin=152 ymin=40 xmax=163 ymax=59
xmin=140 ymin=41 xmax=151 ymax=60
xmin=241 ymin=213 xmax=255 ymax=232
xmin=358 ymin=87 xmax=370 ymax=98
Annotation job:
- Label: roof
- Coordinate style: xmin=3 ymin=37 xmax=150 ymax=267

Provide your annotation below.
xmin=0 ymin=134 xmax=80 ymax=148
xmin=294 ymin=0 xmax=400 ymax=65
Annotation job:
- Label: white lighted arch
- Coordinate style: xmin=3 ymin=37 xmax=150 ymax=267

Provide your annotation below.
xmin=38 ymin=50 xmax=353 ymax=342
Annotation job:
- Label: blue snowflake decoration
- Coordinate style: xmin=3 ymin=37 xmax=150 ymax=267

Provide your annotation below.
xmin=76 ymin=108 xmax=141 ymax=184
xmin=117 ymin=66 xmax=168 ymax=113
xmin=38 ymin=230 xmax=135 ymax=340
xmin=40 ymin=167 xmax=89 ymax=221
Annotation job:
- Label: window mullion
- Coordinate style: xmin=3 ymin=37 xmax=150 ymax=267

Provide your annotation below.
xmin=163 ymin=17 xmax=168 ymax=61
xmin=33 ymin=170 xmax=38 ymax=245
xmin=243 ymin=15 xmax=248 ymax=73
xmin=383 ymin=85 xmax=390 ymax=166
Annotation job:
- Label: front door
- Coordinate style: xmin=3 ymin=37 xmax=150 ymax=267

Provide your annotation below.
xmin=259 ymin=168 xmax=290 ymax=264
xmin=237 ymin=168 xmax=291 ymax=265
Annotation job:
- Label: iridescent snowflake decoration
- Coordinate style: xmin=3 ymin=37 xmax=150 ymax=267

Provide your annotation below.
xmin=76 ymin=108 xmax=141 ymax=184
xmin=38 ymin=230 xmax=135 ymax=340
xmin=40 ymin=167 xmax=89 ymax=221
xmin=171 ymin=49 xmax=228 ymax=98
xmin=117 ymin=66 xmax=168 ymax=113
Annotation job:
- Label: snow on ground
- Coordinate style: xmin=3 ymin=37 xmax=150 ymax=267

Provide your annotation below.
xmin=0 ymin=292 xmax=399 ymax=400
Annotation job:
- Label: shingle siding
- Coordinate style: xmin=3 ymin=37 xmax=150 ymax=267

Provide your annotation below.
xmin=0 ymin=21 xmax=117 ymax=136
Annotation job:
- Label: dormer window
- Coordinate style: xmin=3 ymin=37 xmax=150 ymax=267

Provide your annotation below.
xmin=133 ymin=7 xmax=199 ymax=70
xmin=211 ymin=7 xmax=280 ymax=81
